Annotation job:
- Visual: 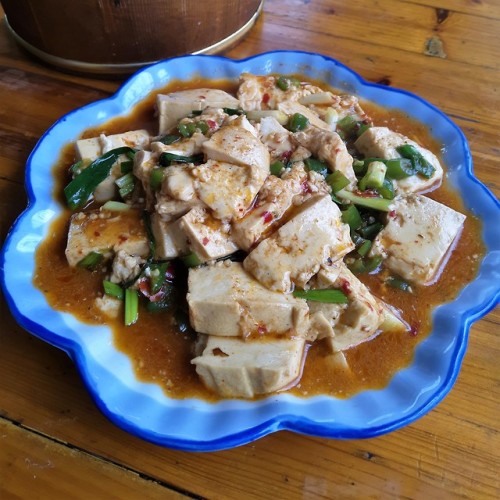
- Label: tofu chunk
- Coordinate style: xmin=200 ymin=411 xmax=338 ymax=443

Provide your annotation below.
xmin=202 ymin=125 xmax=270 ymax=179
xmin=324 ymin=265 xmax=385 ymax=352
xmin=243 ymin=195 xmax=354 ymax=292
xmin=370 ymin=194 xmax=466 ymax=284
xmin=231 ymin=174 xmax=300 ymax=251
xmin=187 ymin=262 xmax=309 ymax=337
xmin=237 ymin=73 xmax=324 ymax=111
xmin=94 ymin=295 xmax=122 ymax=319
xmin=65 ymin=209 xmax=149 ymax=267
xmin=277 ymin=101 xmax=331 ymax=131
xmin=294 ymin=128 xmax=356 ymax=186
xmin=191 ymin=160 xmax=262 ymax=221
xmin=178 ymin=207 xmax=238 ymax=261
xmin=157 ymin=89 xmax=239 ymax=134
xmin=192 ymin=334 xmax=306 ymax=398
xmin=354 ymin=127 xmax=443 ymax=193
xmin=151 ymin=213 xmax=188 ymax=260
xmin=109 ymin=250 xmax=145 ymax=284
xmin=258 ymin=116 xmax=295 ymax=161
xmin=161 ymin=165 xmax=197 ymax=202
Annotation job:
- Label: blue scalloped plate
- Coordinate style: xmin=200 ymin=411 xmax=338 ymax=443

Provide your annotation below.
xmin=1 ymin=52 xmax=499 ymax=451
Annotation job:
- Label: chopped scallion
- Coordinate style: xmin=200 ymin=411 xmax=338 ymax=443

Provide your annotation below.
xmin=120 ymin=160 xmax=134 ymax=174
xmin=77 ymin=251 xmax=103 ymax=270
xmin=341 ymin=205 xmax=363 ymax=230
xmin=326 ymin=171 xmax=350 ymax=192
xmin=124 ymin=288 xmax=139 ymax=326
xmin=158 ymin=134 xmax=181 ymax=145
xmin=386 ymin=276 xmax=413 ymax=292
xmin=357 ymin=239 xmax=372 ymax=257
xmin=103 ymin=280 xmax=124 ymax=300
xmin=304 ymin=158 xmax=328 ymax=177
xmin=293 ymin=288 xmax=349 ymax=304
xmin=396 ymin=144 xmax=435 ymax=179
xmin=358 ymin=161 xmax=387 ymax=190
xmin=159 ymin=152 xmax=204 ymax=167
xmin=270 ymin=160 xmax=285 ymax=177
xmin=101 ymin=201 xmax=130 ymax=212
xmin=276 ymin=75 xmax=300 ymax=91
xmin=182 ymin=252 xmax=202 ymax=268
xmin=336 ymin=189 xmax=392 ymax=212
xmin=150 ymin=168 xmax=165 ymax=191
xmin=288 ymin=113 xmax=309 ymax=132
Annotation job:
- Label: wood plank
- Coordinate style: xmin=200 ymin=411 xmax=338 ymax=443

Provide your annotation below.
xmin=0 ymin=418 xmax=187 ymax=499
xmin=261 ymin=0 xmax=499 ymax=69
xmin=402 ymin=0 xmax=500 ymax=20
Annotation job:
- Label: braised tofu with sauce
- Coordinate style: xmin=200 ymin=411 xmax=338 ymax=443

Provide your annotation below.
xmin=47 ymin=72 xmax=475 ymax=401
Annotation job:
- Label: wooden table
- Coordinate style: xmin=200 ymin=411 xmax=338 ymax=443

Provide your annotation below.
xmin=1 ymin=1 xmax=498 ymax=498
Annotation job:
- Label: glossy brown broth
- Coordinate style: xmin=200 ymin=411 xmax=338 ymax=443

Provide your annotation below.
xmin=33 ymin=78 xmax=485 ymax=401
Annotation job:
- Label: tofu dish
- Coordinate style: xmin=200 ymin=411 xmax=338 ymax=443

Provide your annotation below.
xmin=51 ymin=73 xmax=469 ymax=399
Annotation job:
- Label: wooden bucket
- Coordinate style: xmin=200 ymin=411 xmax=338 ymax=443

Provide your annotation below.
xmin=1 ymin=0 xmax=263 ymax=75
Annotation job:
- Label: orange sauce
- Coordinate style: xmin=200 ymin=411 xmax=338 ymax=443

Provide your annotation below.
xmin=33 ymin=78 xmax=485 ymax=401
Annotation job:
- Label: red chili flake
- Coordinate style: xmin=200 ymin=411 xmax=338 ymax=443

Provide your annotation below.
xmin=335 ymin=148 xmax=341 ymax=154
xmin=165 ymin=265 xmax=175 ymax=282
xmin=280 ymin=150 xmax=292 ymax=162
xmin=389 ymin=210 xmax=396 ymax=219
xmin=262 ymin=211 xmax=273 ymax=223
xmin=202 ymin=237 xmax=210 ymax=246
xmin=149 ymin=289 xmax=166 ymax=303
xmin=410 ymin=321 xmax=420 ymax=336
xmin=137 ymin=278 xmax=151 ymax=297
xmin=118 ymin=234 xmax=129 ymax=243
xmin=262 ymin=93 xmax=270 ymax=104
xmin=257 ymin=324 xmax=268 ymax=335
xmin=301 ymin=180 xmax=311 ymax=193
xmin=339 ymin=278 xmax=352 ymax=295
xmin=94 ymin=231 xmax=101 ymax=237
xmin=207 ymin=119 xmax=217 ymax=129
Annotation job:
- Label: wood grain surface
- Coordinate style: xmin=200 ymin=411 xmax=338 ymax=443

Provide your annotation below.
xmin=0 ymin=1 xmax=498 ymax=498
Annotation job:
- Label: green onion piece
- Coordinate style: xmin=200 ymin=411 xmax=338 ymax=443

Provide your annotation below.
xmin=358 ymin=222 xmax=384 ymax=240
xmin=358 ymin=161 xmax=387 ymax=190
xmin=178 ymin=122 xmax=197 ymax=138
xmin=276 ymin=75 xmax=300 ymax=91
xmin=146 ymin=283 xmax=176 ymax=312
xmin=120 ymin=160 xmax=134 ymax=174
xmin=293 ymin=288 xmax=349 ymax=304
xmin=363 ymin=255 xmax=383 ymax=273
xmin=125 ymin=150 xmax=137 ymax=160
xmin=376 ymin=178 xmax=395 ymax=200
xmin=124 ymin=288 xmax=139 ymax=326
xmin=158 ymin=134 xmax=181 ymax=145
xmin=385 ymin=158 xmax=415 ymax=179
xmin=341 ymin=205 xmax=363 ymax=230
xmin=142 ymin=211 xmax=156 ymax=261
xmin=77 ymin=251 xmax=103 ymax=270
xmin=149 ymin=262 xmax=170 ymax=294
xmin=357 ymin=239 xmax=372 ymax=257
xmin=326 ymin=171 xmax=350 ymax=192
xmin=288 ymin=113 xmax=309 ymax=132
xmin=347 ymin=258 xmax=366 ymax=274
xmin=182 ymin=252 xmax=202 ymax=268
xmin=357 ymin=123 xmax=372 ymax=137
xmin=386 ymin=276 xmax=413 ymax=292
xmin=196 ymin=121 xmax=209 ymax=134
xmin=336 ymin=115 xmax=359 ymax=137
xmin=64 ymin=146 xmax=135 ymax=210
xmin=101 ymin=201 xmax=130 ymax=212
xmin=324 ymin=108 xmax=339 ymax=128
xmin=150 ymin=168 xmax=165 ymax=191
xmin=103 ymin=280 xmax=124 ymax=300
xmin=396 ymin=144 xmax=436 ymax=179
xmin=353 ymin=159 xmax=367 ymax=175
xmin=115 ymin=172 xmax=135 ymax=198
xmin=336 ymin=189 xmax=392 ymax=212
xmin=69 ymin=159 xmax=83 ymax=174
xmin=159 ymin=152 xmax=204 ymax=167
xmin=270 ymin=160 xmax=285 ymax=176
xmin=223 ymin=107 xmax=244 ymax=116
xmin=304 ymin=158 xmax=328 ymax=177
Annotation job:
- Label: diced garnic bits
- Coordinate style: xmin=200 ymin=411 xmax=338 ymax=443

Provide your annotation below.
xmin=63 ymin=72 xmax=466 ymax=399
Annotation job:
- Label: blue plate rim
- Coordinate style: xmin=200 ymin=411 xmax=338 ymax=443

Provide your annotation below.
xmin=1 ymin=50 xmax=499 ymax=452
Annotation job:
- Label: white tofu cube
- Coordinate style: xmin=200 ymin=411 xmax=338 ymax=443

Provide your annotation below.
xmin=151 ymin=213 xmax=188 ymax=260
xmin=157 ymin=89 xmax=239 ymax=134
xmin=178 ymin=207 xmax=238 ymax=261
xmin=187 ymin=261 xmax=309 ymax=337
xmin=192 ymin=334 xmax=306 ymax=398
xmin=65 ymin=209 xmax=149 ymax=267
xmin=371 ymin=194 xmax=466 ymax=284
xmin=243 ymin=194 xmax=354 ymax=292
